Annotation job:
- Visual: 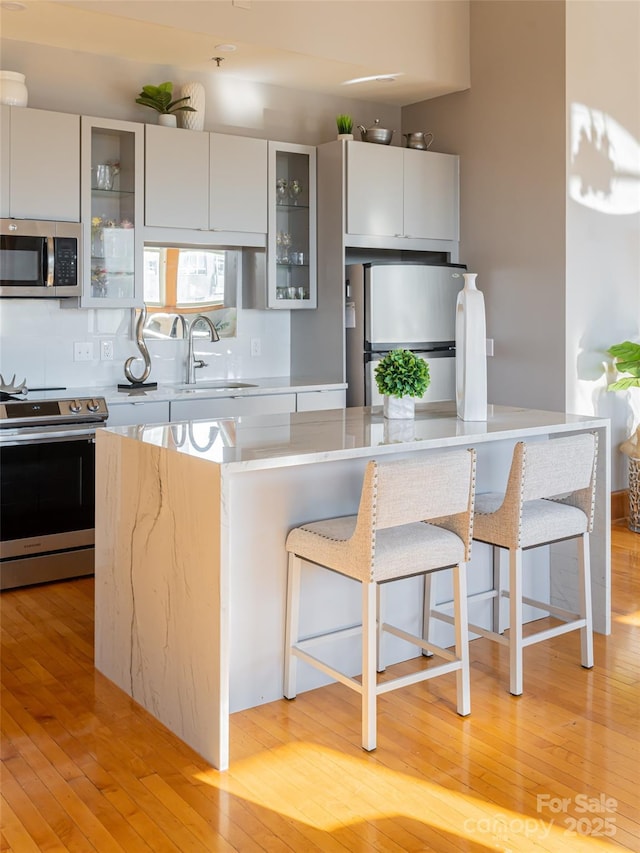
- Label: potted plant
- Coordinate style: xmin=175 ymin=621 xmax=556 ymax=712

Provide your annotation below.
xmin=135 ymin=82 xmax=196 ymax=127
xmin=375 ymin=348 xmax=430 ymax=419
xmin=607 ymin=340 xmax=640 ymax=531
xmin=336 ymin=114 xmax=354 ymax=140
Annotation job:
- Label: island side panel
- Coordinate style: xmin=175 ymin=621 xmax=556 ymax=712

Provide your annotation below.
xmin=95 ymin=430 xmax=227 ymax=769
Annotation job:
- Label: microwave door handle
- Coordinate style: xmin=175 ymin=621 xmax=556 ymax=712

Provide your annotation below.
xmin=45 ymin=236 xmax=55 ymax=287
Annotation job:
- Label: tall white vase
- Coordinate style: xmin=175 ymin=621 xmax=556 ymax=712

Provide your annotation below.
xmin=179 ymin=81 xmax=205 ymax=131
xmin=455 ymin=272 xmax=487 ymax=421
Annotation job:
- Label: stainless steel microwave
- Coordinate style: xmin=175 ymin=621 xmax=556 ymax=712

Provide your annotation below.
xmin=0 ymin=219 xmax=82 ymax=298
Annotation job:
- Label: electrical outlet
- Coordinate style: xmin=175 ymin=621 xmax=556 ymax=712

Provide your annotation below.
xmin=250 ymin=337 xmax=261 ymax=357
xmin=486 ymin=338 xmax=494 ymax=357
xmin=74 ymin=342 xmax=94 ymax=362
xmin=101 ymin=340 xmax=114 ymax=361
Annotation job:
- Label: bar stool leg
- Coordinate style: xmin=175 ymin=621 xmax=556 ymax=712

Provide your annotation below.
xmin=362 ymin=581 xmax=377 ymax=751
xmin=284 ymin=553 xmax=301 ymax=699
xmin=422 ymin=573 xmax=435 ymax=657
xmin=492 ymin=545 xmax=506 ymax=634
xmin=578 ymin=533 xmax=594 ymax=669
xmin=509 ymin=549 xmax=524 ymax=696
xmin=452 ymin=562 xmax=471 ymax=716
xmin=376 ymin=584 xmax=385 ymax=673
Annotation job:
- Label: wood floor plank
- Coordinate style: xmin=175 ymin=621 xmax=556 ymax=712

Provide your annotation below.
xmin=1 ymin=522 xmax=638 ymax=851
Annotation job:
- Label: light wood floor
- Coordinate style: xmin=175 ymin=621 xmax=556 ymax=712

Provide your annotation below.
xmin=1 ymin=523 xmax=639 ymax=852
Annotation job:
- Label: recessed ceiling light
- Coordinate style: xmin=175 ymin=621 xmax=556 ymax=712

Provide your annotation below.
xmin=214 ymin=43 xmax=237 ymax=53
xmin=1 ymin=1 xmax=27 ymax=10
xmin=342 ymin=73 xmax=403 ymax=86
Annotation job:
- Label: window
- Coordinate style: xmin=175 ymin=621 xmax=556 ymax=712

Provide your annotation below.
xmin=143 ymin=247 xmax=226 ymax=312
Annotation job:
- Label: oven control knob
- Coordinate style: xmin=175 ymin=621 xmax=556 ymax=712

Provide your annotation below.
xmin=69 ymin=399 xmax=82 ymax=413
xmin=87 ymin=399 xmax=101 ymax=412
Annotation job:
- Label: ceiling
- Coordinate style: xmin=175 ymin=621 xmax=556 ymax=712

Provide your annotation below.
xmin=0 ymin=0 xmax=470 ymax=106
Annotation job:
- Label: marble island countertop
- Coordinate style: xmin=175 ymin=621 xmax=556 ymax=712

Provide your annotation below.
xmin=96 ymin=401 xmax=611 ymax=770
xmin=108 ymin=402 xmax=610 ymax=472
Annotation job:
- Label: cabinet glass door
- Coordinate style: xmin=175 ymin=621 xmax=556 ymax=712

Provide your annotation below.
xmin=268 ymin=142 xmax=316 ymax=309
xmin=81 ymin=117 xmax=143 ymax=307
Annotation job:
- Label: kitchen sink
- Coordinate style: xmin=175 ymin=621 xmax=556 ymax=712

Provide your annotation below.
xmin=179 ymin=381 xmax=258 ymax=391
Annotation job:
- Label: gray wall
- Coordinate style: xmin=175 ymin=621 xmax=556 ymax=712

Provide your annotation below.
xmin=404 ymin=0 xmax=640 ymax=491
xmin=404 ymin=0 xmax=567 ymax=414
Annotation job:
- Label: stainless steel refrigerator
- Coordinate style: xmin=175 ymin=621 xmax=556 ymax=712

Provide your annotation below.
xmin=345 ymin=262 xmax=466 ymax=407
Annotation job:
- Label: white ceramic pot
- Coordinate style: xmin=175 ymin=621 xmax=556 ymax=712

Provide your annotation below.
xmin=0 ymin=70 xmax=28 ymax=106
xmin=383 ymin=395 xmax=415 ymax=419
xmin=337 ymin=133 xmax=354 ymax=141
xmin=157 ymin=113 xmax=177 ymax=128
xmin=179 ymin=81 xmax=205 ymax=131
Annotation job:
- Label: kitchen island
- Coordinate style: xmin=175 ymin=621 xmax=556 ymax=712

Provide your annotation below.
xmin=95 ymin=403 xmax=610 ymax=770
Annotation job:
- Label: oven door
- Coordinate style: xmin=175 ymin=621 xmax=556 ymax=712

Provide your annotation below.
xmin=0 ymin=429 xmax=96 ymax=589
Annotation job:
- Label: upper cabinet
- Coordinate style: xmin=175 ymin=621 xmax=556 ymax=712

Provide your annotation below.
xmin=346 ymin=141 xmax=459 ymax=243
xmin=144 ymin=126 xmax=267 ymax=235
xmin=144 ymin=125 xmax=209 ymax=229
xmin=80 ymin=116 xmax=144 ymax=307
xmin=1 ymin=106 xmax=80 ymax=222
xmin=267 ymin=141 xmax=316 ymax=309
xmin=210 ymin=134 xmax=267 ymax=233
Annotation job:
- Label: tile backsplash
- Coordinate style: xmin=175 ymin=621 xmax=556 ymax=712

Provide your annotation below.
xmin=0 ymin=300 xmax=291 ymax=390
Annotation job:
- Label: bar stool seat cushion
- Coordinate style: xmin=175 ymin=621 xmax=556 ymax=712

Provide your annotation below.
xmin=475 ymin=494 xmax=589 ymax=550
xmin=287 ymin=516 xmax=466 ymax=583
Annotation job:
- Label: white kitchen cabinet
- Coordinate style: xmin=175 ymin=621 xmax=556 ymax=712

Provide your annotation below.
xmin=2 ymin=106 xmax=80 ymax=222
xmin=171 ymin=393 xmax=296 ymax=422
xmin=107 ymin=399 xmax=170 ymax=427
xmin=144 ymin=127 xmax=267 ymax=234
xmin=346 ymin=143 xmax=403 ymax=238
xmin=403 ymin=148 xmax=459 ymax=240
xmin=210 ymin=134 xmax=267 ymax=233
xmin=267 ymin=141 xmax=316 ymax=309
xmin=0 ymin=106 xmax=9 ymax=218
xmin=346 ymin=141 xmax=459 ymax=242
xmin=144 ymin=125 xmax=209 ymax=230
xmin=296 ymin=389 xmax=346 ymax=411
xmin=81 ymin=116 xmax=144 ymax=307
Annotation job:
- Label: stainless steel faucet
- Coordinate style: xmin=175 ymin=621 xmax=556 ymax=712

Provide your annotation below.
xmin=186 ymin=314 xmax=220 ymax=384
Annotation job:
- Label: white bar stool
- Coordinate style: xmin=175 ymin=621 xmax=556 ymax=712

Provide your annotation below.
xmin=284 ymin=450 xmax=476 ymax=752
xmin=428 ymin=433 xmax=597 ymax=697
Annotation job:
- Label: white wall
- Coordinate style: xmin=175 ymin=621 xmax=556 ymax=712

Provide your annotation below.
xmin=403 ymin=0 xmax=640 ymax=491
xmin=0 ymin=37 xmax=402 ymax=389
xmin=565 ymin=0 xmax=640 ymax=490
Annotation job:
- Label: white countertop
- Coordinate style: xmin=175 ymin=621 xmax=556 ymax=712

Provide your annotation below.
xmin=106 ymin=402 xmax=610 ymax=472
xmin=21 ymin=376 xmax=346 ymax=407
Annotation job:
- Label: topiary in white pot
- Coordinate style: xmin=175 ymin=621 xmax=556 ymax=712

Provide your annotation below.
xmin=374 ymin=348 xmax=430 ymax=419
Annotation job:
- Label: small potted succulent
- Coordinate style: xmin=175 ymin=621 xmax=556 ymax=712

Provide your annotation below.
xmin=336 ymin=114 xmax=354 ymax=140
xmin=135 ymin=82 xmax=196 ymax=127
xmin=375 ymin=348 xmax=430 ymax=419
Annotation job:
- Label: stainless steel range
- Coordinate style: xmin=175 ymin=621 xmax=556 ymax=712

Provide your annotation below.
xmin=0 ymin=387 xmax=109 ymax=590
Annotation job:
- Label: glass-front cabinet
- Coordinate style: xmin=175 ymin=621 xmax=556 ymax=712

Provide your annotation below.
xmin=80 ymin=116 xmax=144 ymax=307
xmin=267 ymin=141 xmax=316 ymax=309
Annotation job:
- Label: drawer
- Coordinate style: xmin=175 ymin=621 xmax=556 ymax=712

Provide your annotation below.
xmin=296 ymin=389 xmax=346 ymax=412
xmin=171 ymin=393 xmax=296 ymax=422
xmin=107 ymin=400 xmax=170 ymax=427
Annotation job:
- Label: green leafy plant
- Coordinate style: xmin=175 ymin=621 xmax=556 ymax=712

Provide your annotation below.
xmin=374 ymin=349 xmax=430 ymax=399
xmin=607 ymin=341 xmax=640 ymax=390
xmin=135 ymin=82 xmax=196 ymax=115
xmin=336 ymin=114 xmax=353 ymax=134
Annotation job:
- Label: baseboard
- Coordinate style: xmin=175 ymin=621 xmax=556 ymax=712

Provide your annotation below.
xmin=612 ymin=490 xmax=629 ymax=522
